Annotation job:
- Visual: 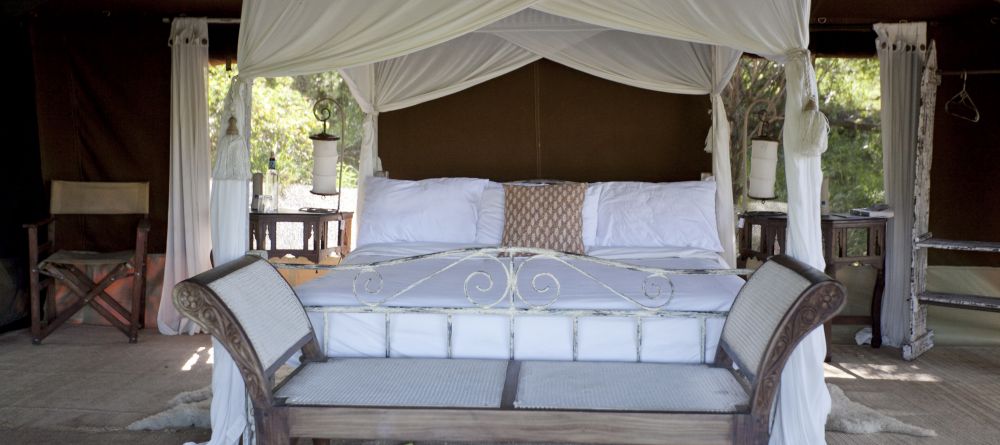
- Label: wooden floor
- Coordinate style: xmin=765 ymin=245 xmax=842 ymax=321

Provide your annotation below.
xmin=2 ymin=325 xmax=999 ymax=444
xmin=826 ymin=344 xmax=1000 ymax=445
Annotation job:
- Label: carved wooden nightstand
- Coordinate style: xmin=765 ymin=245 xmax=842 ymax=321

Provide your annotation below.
xmin=738 ymin=212 xmax=887 ymax=360
xmin=249 ymin=210 xmax=353 ymax=262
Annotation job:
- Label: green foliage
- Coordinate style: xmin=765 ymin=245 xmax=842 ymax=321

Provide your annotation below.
xmin=207 ymin=65 xmax=364 ymax=188
xmin=725 ymin=56 xmax=883 ymax=213
xmin=815 ymin=58 xmax=884 ymax=211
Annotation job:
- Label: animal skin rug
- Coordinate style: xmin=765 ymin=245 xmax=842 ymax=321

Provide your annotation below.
xmin=825 ymin=383 xmax=936 ymax=437
xmin=127 ymin=386 xmax=212 ymax=431
xmin=129 ymin=383 xmax=935 ymax=438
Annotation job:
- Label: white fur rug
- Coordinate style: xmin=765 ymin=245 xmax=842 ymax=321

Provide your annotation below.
xmin=127 ymin=386 xmax=212 ymax=431
xmin=825 ymin=383 xmax=936 ymax=437
xmin=130 ymin=383 xmax=935 ymax=438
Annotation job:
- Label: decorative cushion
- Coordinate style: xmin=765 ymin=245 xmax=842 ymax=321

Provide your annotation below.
xmin=501 ymin=183 xmax=586 ymax=254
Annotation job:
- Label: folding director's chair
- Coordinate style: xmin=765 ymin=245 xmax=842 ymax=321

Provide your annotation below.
xmin=24 ymin=181 xmax=150 ymax=344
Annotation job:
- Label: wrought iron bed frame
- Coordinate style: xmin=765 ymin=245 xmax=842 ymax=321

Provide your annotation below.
xmin=261 ymin=247 xmax=752 ymax=364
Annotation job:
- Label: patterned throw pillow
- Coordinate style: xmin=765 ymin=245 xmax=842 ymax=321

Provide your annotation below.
xmin=501 ymin=182 xmax=586 ymax=254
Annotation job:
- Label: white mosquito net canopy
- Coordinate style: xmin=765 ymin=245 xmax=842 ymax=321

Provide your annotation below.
xmin=206 ymin=2 xmax=830 ymax=445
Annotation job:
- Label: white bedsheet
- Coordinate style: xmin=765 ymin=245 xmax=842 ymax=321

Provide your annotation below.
xmin=295 ymin=243 xmax=744 ymax=363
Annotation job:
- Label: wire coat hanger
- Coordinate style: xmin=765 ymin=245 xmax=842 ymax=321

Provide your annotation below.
xmin=945 ymin=72 xmax=981 ymax=123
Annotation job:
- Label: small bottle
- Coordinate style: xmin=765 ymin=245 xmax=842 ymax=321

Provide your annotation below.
xmin=263 ymin=152 xmax=279 ymax=212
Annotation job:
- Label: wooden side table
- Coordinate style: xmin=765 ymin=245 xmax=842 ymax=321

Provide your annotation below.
xmin=249 ymin=210 xmax=353 ymax=263
xmin=738 ymin=212 xmax=887 ymax=359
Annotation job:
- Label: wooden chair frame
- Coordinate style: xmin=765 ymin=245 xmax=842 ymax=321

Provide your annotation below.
xmin=174 ymin=255 xmax=845 ymax=445
xmin=25 ymin=212 xmax=150 ymax=344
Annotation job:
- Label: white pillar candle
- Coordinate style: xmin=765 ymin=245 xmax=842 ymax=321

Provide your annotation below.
xmin=748 ymin=139 xmax=779 ymax=199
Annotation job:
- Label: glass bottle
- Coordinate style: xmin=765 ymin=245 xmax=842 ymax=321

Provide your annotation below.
xmin=263 ymin=152 xmax=279 ymax=212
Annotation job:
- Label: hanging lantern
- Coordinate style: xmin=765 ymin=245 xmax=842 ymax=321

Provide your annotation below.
xmin=309 ymin=97 xmax=342 ymax=199
xmin=748 ymin=139 xmax=778 ymax=200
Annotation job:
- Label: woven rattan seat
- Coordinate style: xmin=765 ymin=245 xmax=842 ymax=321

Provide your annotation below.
xmin=514 ymin=361 xmax=748 ymax=413
xmin=276 ymin=358 xmax=508 ymax=408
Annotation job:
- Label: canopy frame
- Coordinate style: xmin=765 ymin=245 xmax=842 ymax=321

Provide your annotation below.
xmin=206 ymin=2 xmax=831 ymax=445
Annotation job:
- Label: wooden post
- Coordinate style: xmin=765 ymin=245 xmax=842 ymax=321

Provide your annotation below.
xmin=903 ymin=42 xmax=939 ymax=361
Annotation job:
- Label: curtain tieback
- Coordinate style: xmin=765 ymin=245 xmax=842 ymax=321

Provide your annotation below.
xmin=785 ymin=49 xmax=829 ymax=156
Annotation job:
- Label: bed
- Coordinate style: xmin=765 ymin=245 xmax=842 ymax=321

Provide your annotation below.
xmin=211 ymin=3 xmax=831 ymax=444
xmin=283 ymin=178 xmax=750 ymax=368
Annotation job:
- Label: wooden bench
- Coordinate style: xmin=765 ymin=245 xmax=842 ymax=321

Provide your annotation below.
xmin=173 ymin=254 xmax=845 ymax=445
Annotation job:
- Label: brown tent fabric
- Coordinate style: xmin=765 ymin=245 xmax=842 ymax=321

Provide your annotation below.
xmin=31 ymin=17 xmax=171 ymax=253
xmin=0 ymin=19 xmax=44 ymax=330
xmin=378 ymin=60 xmax=712 ymax=183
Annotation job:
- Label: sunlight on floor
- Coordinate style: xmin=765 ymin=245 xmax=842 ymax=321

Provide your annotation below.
xmin=823 ymin=363 xmax=857 ymax=379
xmin=181 ymin=346 xmax=214 ymax=371
xmin=825 ymin=362 xmax=941 ymax=382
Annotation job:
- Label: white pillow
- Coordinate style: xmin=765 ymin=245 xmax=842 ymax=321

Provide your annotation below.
xmin=475 ymin=182 xmax=505 ymax=244
xmin=594 ymin=181 xmax=722 ymax=252
xmin=358 ymin=177 xmax=488 ymax=246
xmin=582 ymin=182 xmax=604 ymax=247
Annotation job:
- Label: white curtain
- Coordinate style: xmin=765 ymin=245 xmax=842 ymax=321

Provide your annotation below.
xmin=340 ymin=9 xmax=742 ymax=265
xmin=207 ymin=2 xmax=829 ymax=443
xmin=709 ymin=46 xmax=742 ymax=269
xmin=159 ymin=18 xmax=213 ymax=335
xmin=192 ymin=78 xmax=254 ymax=445
xmin=875 ymin=22 xmax=927 ymax=347
xmin=237 ymin=0 xmax=534 ymax=79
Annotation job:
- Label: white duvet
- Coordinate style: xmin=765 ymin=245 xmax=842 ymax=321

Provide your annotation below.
xmin=295 ymin=243 xmax=744 ymax=363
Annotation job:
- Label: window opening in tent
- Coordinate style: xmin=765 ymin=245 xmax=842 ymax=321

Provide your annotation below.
xmin=208 ymin=65 xmax=364 ymax=262
xmin=728 ymin=56 xmax=883 ymax=232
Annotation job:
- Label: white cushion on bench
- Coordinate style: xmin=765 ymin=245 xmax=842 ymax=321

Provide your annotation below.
xmin=514 ymin=361 xmax=747 ymax=413
xmin=276 ymin=358 xmax=508 ymax=408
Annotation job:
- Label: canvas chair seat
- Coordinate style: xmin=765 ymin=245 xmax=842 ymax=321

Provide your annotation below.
xmin=39 ymin=250 xmax=136 ymax=268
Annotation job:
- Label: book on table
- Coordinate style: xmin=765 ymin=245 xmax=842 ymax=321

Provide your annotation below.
xmin=850 ymin=206 xmax=893 ymax=218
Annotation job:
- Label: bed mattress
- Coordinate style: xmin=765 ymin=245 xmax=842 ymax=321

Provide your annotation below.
xmin=295 ymin=243 xmax=745 ymax=363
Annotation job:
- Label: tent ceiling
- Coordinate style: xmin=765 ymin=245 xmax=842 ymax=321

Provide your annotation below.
xmin=811 ymin=0 xmax=998 ymax=25
xmin=7 ymin=1 xmax=995 ymax=59
xmin=8 ymin=0 xmax=996 ymax=25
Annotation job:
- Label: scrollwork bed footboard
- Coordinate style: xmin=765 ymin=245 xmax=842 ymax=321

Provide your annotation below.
xmin=265 ymin=247 xmax=752 ymax=363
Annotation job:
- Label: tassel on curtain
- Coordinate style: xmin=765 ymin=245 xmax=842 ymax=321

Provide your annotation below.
xmin=212 ymin=78 xmax=253 ymax=182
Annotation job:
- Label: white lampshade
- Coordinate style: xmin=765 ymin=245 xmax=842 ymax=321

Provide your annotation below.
xmin=311 ymin=138 xmax=340 ymax=195
xmin=748 ymin=139 xmax=778 ymax=200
